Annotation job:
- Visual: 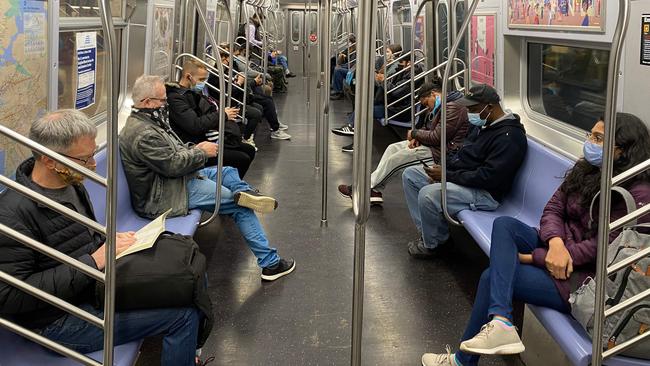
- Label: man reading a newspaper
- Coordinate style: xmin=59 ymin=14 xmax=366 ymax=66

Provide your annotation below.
xmin=0 ymin=109 xmax=203 ymax=366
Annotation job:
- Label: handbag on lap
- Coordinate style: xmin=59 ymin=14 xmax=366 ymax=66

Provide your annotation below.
xmin=95 ymin=232 xmax=214 ymax=347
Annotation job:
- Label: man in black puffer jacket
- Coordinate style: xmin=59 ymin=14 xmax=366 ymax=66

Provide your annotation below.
xmin=0 ymin=109 xmax=204 ymax=366
xmin=167 ymin=59 xmax=257 ymax=178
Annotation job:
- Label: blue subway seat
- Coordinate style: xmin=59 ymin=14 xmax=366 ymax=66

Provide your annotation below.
xmin=0 ymin=327 xmax=141 ymax=366
xmin=85 ymin=148 xmax=202 ymax=236
xmin=456 ymin=138 xmax=650 ymax=365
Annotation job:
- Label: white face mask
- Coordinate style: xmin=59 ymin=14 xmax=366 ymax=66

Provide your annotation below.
xmin=468 ymin=105 xmax=491 ymax=127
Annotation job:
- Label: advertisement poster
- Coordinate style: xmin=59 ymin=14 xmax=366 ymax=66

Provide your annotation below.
xmin=151 ymin=1 xmax=174 ymax=79
xmin=508 ymin=0 xmax=604 ymax=31
xmin=642 ymin=15 xmax=650 ymax=66
xmin=75 ymin=31 xmax=97 ymax=110
xmin=470 ymin=14 xmax=496 ymax=87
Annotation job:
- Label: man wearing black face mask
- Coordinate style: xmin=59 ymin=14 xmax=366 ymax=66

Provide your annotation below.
xmin=401 ymin=84 xmax=528 ymax=259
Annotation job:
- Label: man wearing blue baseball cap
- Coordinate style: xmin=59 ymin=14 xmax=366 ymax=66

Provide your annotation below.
xmin=402 ymin=84 xmax=528 ymax=258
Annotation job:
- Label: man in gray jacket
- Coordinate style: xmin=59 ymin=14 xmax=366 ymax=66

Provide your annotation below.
xmin=119 ymin=75 xmax=295 ymax=281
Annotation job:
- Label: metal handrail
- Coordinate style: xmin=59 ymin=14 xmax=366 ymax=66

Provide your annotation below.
xmin=190 ymin=1 xmax=228 ymax=227
xmin=410 ymin=0 xmax=434 ymax=129
xmin=439 ymin=0 xmax=479 ymax=228
xmin=319 ymin=0 xmax=332 ymax=224
xmin=591 ymin=1 xmax=631 ymax=363
xmin=350 ymin=1 xmax=378 ymax=364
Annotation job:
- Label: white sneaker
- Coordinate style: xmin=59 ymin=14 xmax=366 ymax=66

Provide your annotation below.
xmin=270 ymin=130 xmax=291 ymax=140
xmin=459 ymin=319 xmax=525 ymax=355
xmin=278 ymin=122 xmax=289 ymax=131
xmin=244 ymin=136 xmax=258 ymax=151
xmin=421 ymin=346 xmax=457 ymax=366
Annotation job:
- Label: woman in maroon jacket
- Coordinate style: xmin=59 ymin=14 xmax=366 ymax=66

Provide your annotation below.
xmin=421 ymin=113 xmax=650 ymax=366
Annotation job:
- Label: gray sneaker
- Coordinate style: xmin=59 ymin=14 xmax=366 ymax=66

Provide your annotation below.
xmin=459 ymin=319 xmax=525 ymax=355
xmin=421 ymin=346 xmax=457 ymax=366
xmin=271 ymin=130 xmax=292 ymax=140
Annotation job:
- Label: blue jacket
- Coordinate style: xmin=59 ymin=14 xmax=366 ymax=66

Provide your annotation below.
xmin=447 ymin=114 xmax=527 ymax=202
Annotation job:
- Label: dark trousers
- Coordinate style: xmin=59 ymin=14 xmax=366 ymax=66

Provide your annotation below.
xmin=243 ymin=102 xmax=263 ymax=139
xmin=456 ymin=217 xmax=570 ymax=366
xmin=251 ymin=94 xmax=280 ymax=131
xmin=207 ymin=143 xmax=256 ymax=179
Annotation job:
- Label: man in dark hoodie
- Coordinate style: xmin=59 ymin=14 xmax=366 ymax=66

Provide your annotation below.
xmin=166 ymin=59 xmax=257 ymax=178
xmin=337 ymin=79 xmax=470 ymax=205
xmin=402 ymin=84 xmax=528 ymax=258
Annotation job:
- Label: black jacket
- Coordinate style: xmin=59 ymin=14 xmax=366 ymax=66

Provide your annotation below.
xmin=166 ymin=82 xmax=242 ymax=148
xmin=447 ymin=114 xmax=528 ymax=202
xmin=0 ymin=159 xmax=103 ymax=329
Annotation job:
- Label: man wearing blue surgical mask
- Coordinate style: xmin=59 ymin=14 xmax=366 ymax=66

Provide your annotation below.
xmin=402 ymin=84 xmax=528 ymax=258
xmin=166 ymin=59 xmax=258 ymax=178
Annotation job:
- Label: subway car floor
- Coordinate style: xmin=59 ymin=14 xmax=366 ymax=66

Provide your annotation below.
xmin=135 ymin=77 xmax=524 ymax=366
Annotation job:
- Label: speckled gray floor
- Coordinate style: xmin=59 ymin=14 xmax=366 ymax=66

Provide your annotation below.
xmin=136 ymin=77 xmax=525 ymax=366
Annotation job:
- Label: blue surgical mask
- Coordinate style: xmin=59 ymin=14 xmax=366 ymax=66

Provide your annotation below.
xmin=583 ymin=140 xmax=603 ymax=167
xmin=192 ymin=82 xmax=206 ymax=92
xmin=468 ymin=105 xmax=490 ymax=127
xmin=433 ymin=95 xmax=441 ymax=113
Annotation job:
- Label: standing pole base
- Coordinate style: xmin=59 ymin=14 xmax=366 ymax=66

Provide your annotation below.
xmin=320 ymin=220 xmax=328 ymax=227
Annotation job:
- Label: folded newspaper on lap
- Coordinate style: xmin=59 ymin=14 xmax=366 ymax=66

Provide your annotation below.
xmin=116 ymin=208 xmax=172 ymax=260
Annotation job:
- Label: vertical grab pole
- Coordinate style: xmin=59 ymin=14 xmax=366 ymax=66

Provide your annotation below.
xmin=314 ymin=2 xmax=322 ymax=169
xmin=261 ymin=7 xmax=269 ymax=83
xmin=439 ymin=0 xmax=479 ymax=226
xmin=351 ymin=1 xmax=378 ymax=365
xmin=591 ymin=1 xmax=630 ymax=365
xmin=304 ymin=1 xmax=313 ymax=166
xmin=196 ymin=0 xmax=229 ymax=227
xmin=319 ymin=0 xmax=331 ymax=224
xmin=409 ymin=0 xmax=417 ymax=129
xmin=98 ymin=0 xmax=117 ymax=364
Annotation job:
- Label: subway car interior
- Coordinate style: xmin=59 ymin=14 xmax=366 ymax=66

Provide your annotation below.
xmin=2 ymin=0 xmax=650 ymax=365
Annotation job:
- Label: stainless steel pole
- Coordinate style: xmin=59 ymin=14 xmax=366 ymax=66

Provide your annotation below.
xmin=315 ymin=2 xmax=322 ymax=169
xmin=98 ymin=0 xmax=117 ymax=364
xmin=350 ymin=0 xmax=378 ymax=365
xmin=319 ymin=0 xmax=331 ymax=224
xmin=591 ymin=0 xmax=630 ymax=364
xmin=439 ymin=0 xmax=479 ymax=226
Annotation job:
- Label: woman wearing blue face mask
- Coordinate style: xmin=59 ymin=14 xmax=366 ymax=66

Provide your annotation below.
xmin=421 ymin=113 xmax=650 ymax=366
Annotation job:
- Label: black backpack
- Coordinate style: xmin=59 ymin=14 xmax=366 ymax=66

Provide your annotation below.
xmin=96 ymin=232 xmax=214 ymax=347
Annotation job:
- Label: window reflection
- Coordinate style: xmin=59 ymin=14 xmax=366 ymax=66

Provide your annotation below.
xmin=528 ymin=43 xmax=609 ymax=131
xmin=437 ymin=3 xmax=448 ymax=63
xmin=291 ymin=12 xmax=301 ymax=43
xmin=60 ymin=0 xmax=123 ymax=17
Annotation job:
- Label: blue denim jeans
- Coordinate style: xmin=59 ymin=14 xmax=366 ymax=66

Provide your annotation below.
xmin=187 ymin=166 xmax=280 ymax=268
xmin=277 ymin=55 xmax=289 ymax=71
xmin=332 ymin=66 xmax=349 ymax=92
xmin=346 ymin=105 xmax=386 ymax=125
xmin=39 ymin=303 xmax=200 ymax=366
xmin=401 ymin=166 xmax=499 ymax=249
xmin=455 ymin=217 xmax=570 ymax=366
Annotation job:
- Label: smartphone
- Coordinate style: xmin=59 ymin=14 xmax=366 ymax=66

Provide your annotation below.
xmin=420 ymin=159 xmax=430 ymax=168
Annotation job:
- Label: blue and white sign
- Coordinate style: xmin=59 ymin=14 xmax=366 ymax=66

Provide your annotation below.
xmin=75 ymin=32 xmax=97 ymax=110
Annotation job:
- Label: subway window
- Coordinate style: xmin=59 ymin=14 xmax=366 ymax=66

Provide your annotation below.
xmin=291 ymin=12 xmax=301 ymax=43
xmin=60 ymin=0 xmax=123 ymax=17
xmin=58 ymin=30 xmax=122 ymax=119
xmin=437 ymin=3 xmax=449 ymax=63
xmin=527 ymin=43 xmax=609 ymax=131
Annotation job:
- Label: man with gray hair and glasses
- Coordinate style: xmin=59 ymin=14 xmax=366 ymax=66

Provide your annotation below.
xmin=120 ymin=75 xmax=295 ymax=281
xmin=0 ymin=109 xmax=204 ymax=365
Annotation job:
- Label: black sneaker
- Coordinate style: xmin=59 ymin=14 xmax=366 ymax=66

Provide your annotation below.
xmin=342 ymin=143 xmax=354 ymax=153
xmin=286 ymin=72 xmax=297 ymax=78
xmin=330 ymin=93 xmax=344 ymax=100
xmin=234 ymin=190 xmax=278 ymax=213
xmin=261 ymin=258 xmax=296 ymax=281
xmin=408 ymin=239 xmax=439 ymax=259
xmin=331 ymin=124 xmax=355 ymax=136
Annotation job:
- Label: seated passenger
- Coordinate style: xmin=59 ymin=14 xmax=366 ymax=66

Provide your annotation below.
xmin=421 ymin=113 xmax=650 ymax=366
xmin=121 ymin=75 xmax=296 ymax=281
xmin=0 ymin=109 xmax=204 ymax=366
xmin=166 ymin=59 xmax=256 ymax=178
xmin=269 ymin=49 xmax=296 ymax=78
xmin=330 ymin=35 xmax=356 ymax=100
xmin=337 ymin=79 xmax=469 ymax=205
xmin=402 ymin=84 xmax=527 ymax=258
xmin=221 ymin=45 xmax=292 ymax=140
xmin=331 ymin=54 xmax=424 ymax=152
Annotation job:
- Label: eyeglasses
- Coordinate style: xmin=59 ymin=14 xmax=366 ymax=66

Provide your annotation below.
xmin=586 ymin=132 xmax=604 ymax=144
xmin=59 ymin=149 xmax=98 ymax=166
xmin=140 ymin=97 xmax=168 ymax=103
